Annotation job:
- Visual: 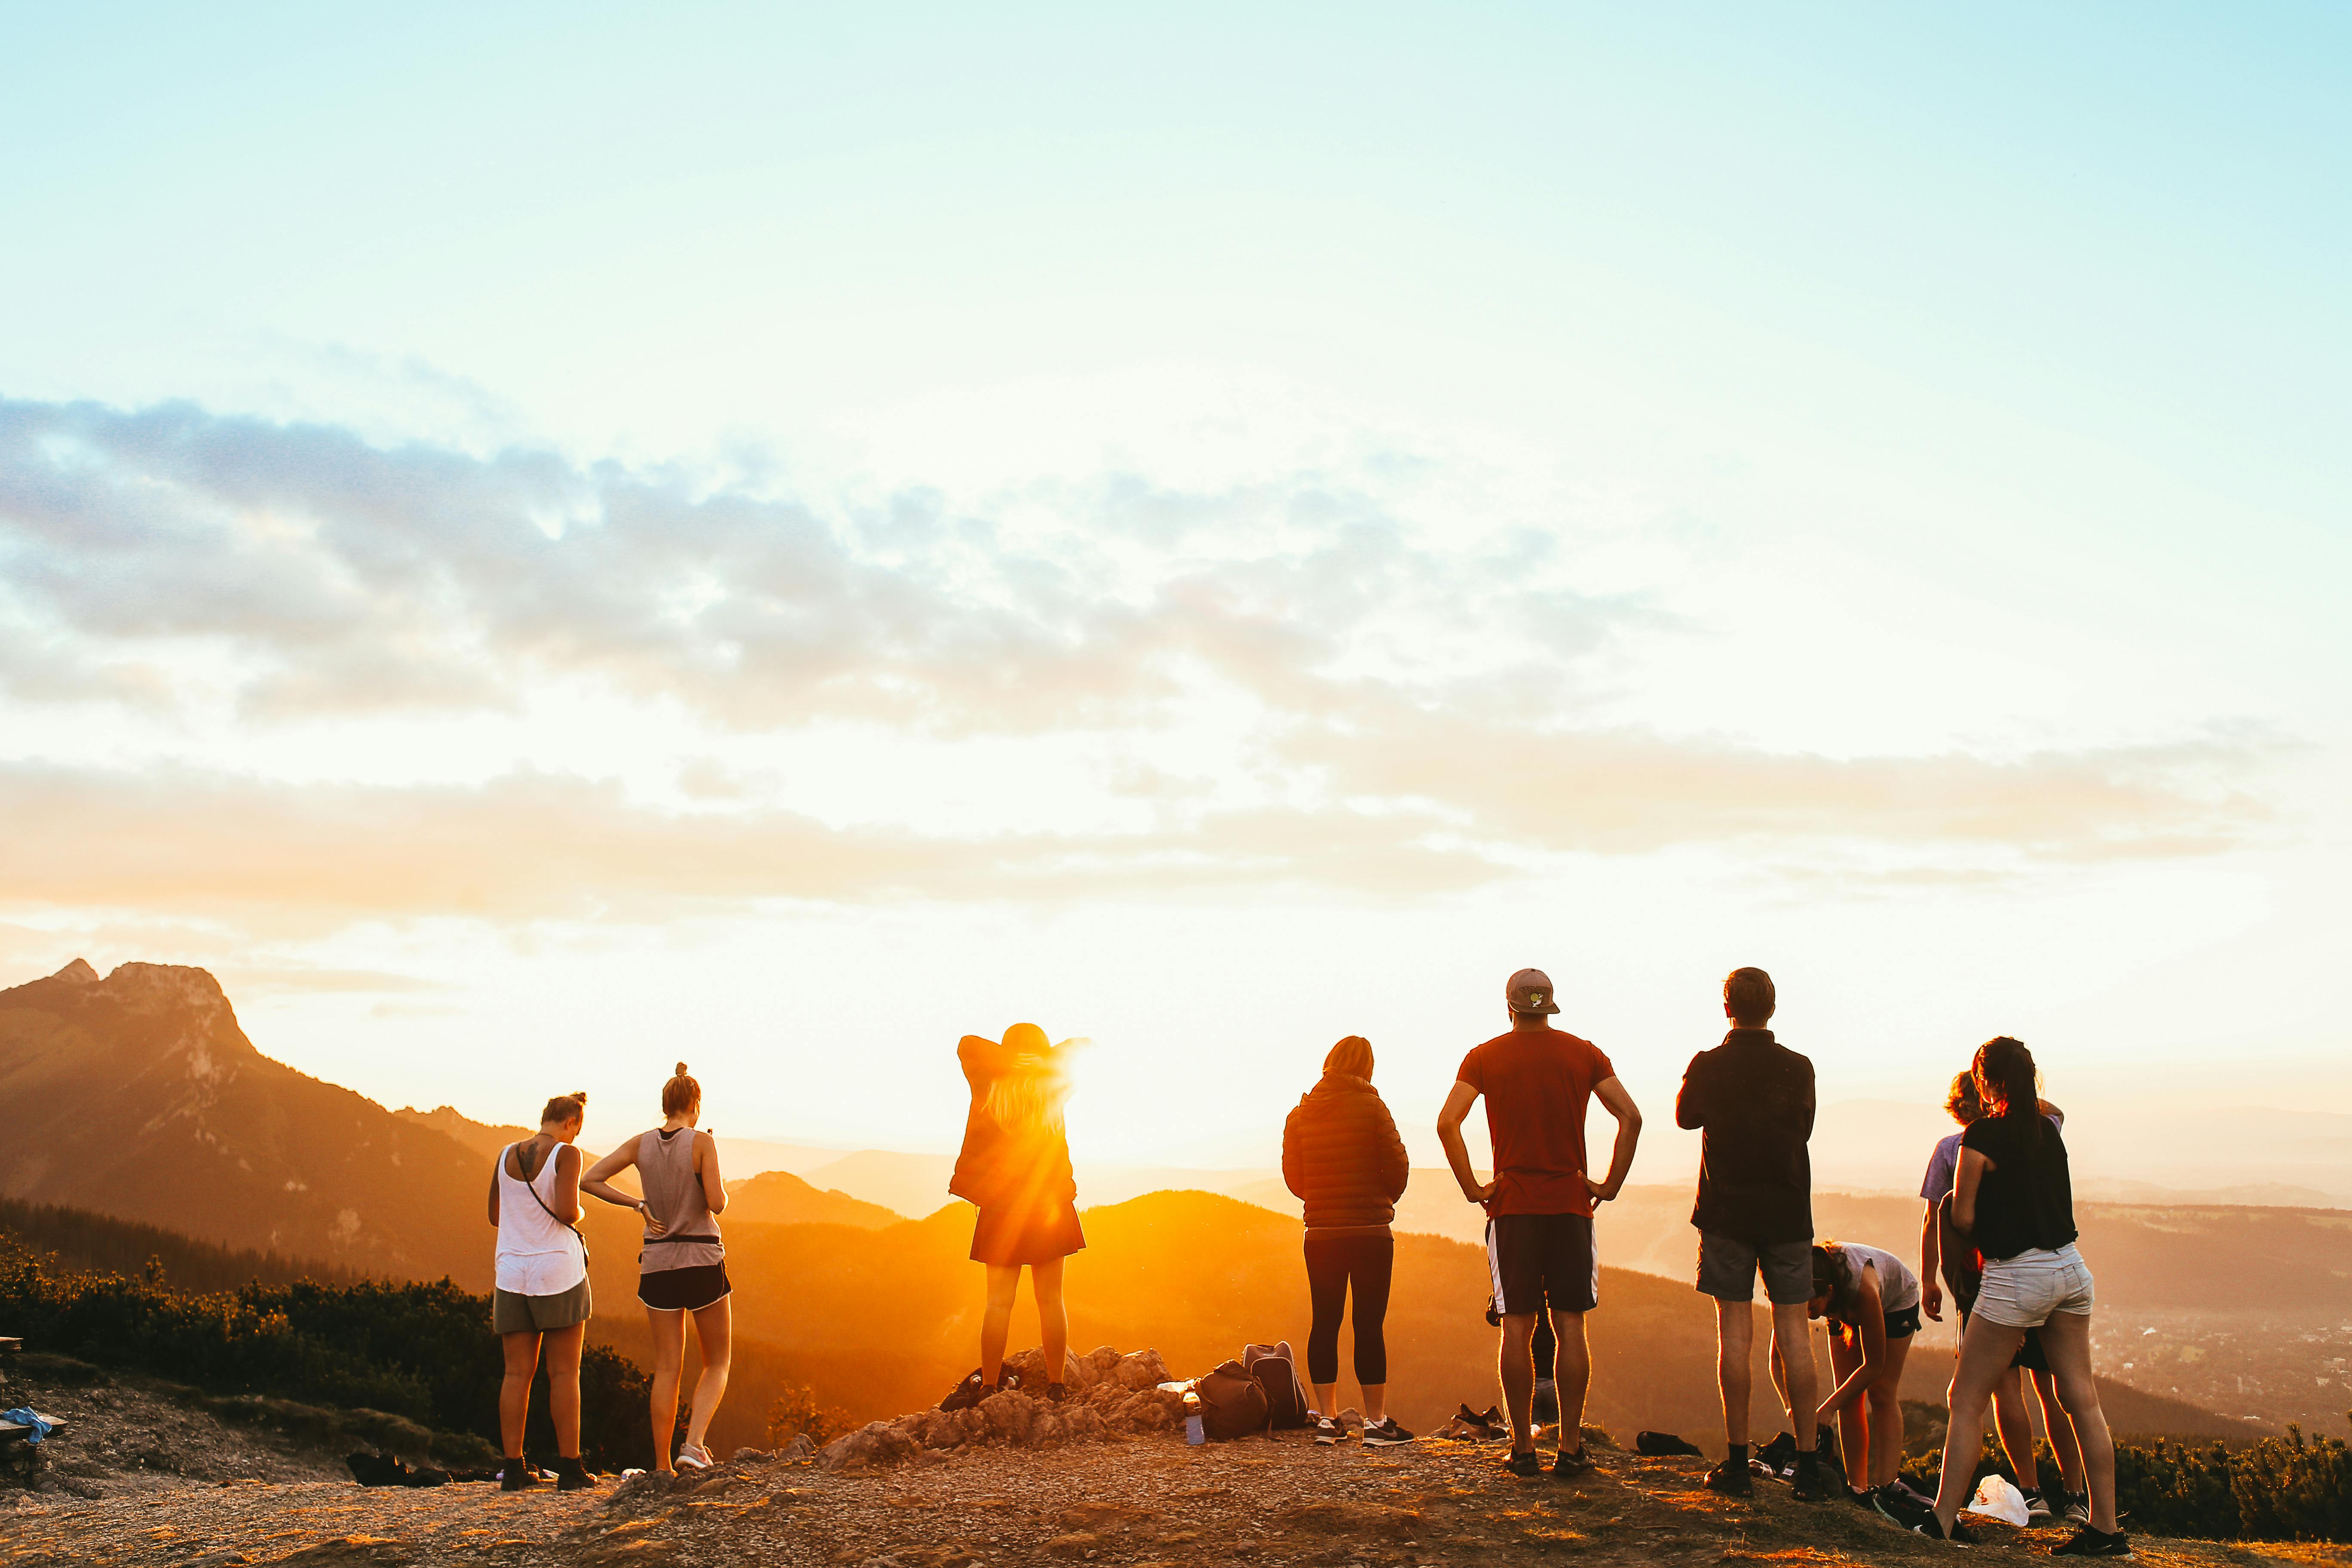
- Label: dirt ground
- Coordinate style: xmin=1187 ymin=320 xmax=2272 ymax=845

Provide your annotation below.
xmin=6 ymin=1423 xmax=2352 ymax=1568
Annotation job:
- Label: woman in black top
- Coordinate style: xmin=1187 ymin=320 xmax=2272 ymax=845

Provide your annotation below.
xmin=1896 ymin=1038 xmax=2126 ymax=1556
xmin=1281 ymin=1035 xmax=1412 ymax=1445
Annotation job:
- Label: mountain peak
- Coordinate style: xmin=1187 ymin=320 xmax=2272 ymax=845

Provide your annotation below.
xmin=51 ymin=958 xmax=99 ymax=984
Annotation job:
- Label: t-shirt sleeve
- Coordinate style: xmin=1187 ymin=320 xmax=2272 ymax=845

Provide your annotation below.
xmin=1920 ymin=1144 xmax=1951 ymax=1201
xmin=1960 ymin=1119 xmax=1996 ymax=1158
xmin=1586 ymin=1041 xmax=1617 ymax=1085
xmin=1455 ymin=1046 xmax=1485 ymax=1092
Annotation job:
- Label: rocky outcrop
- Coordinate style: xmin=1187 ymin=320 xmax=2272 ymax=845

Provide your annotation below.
xmin=818 ymin=1347 xmax=1182 ymax=1472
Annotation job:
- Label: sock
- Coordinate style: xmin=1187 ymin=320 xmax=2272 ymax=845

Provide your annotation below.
xmin=1726 ymin=1442 xmax=1748 ymax=1467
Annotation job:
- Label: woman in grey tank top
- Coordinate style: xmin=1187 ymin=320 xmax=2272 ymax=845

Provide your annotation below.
xmin=583 ymin=1064 xmax=732 ymax=1472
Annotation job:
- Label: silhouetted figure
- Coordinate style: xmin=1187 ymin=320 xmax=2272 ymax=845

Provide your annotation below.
xmin=949 ymin=1023 xmax=1083 ymax=1402
xmin=1892 ymin=1038 xmax=2126 ymax=1556
xmin=1439 ymin=967 xmax=1643 ymax=1479
xmin=583 ymin=1063 xmax=732 ymax=1473
xmin=487 ymin=1092 xmax=595 ymax=1491
xmin=1920 ymin=1071 xmax=2089 ymax=1524
xmin=1282 ymin=1034 xmax=1412 ymax=1445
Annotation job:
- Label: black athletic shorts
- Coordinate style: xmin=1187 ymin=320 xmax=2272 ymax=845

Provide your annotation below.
xmin=638 ymin=1262 xmax=731 ymax=1312
xmin=1485 ymin=1213 xmax=1598 ymax=1317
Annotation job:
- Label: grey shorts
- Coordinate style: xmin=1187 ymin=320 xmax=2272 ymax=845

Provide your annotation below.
xmin=493 ymin=1276 xmax=593 ymax=1335
xmin=1697 ymin=1232 xmax=1813 ymax=1305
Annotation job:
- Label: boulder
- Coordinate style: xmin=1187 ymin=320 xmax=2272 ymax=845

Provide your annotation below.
xmin=979 ymin=1389 xmax=1036 ymax=1445
xmin=1003 ymin=1346 xmax=1091 ymax=1390
xmin=819 ymin=1419 xmax=920 ymax=1472
xmin=1112 ymin=1349 xmax=1170 ymax=1390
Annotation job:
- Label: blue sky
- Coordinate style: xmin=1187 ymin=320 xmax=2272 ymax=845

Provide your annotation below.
xmin=1 ymin=6 xmax=2345 ymax=1175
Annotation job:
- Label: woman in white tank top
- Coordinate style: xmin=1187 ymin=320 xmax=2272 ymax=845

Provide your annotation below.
xmin=583 ymin=1064 xmax=732 ymax=1473
xmin=1793 ymin=1239 xmax=1921 ymax=1497
xmin=486 ymin=1091 xmax=596 ymax=1491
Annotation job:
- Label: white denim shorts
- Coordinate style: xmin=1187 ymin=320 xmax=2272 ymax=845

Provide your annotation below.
xmin=1974 ymin=1243 xmax=2095 ymax=1329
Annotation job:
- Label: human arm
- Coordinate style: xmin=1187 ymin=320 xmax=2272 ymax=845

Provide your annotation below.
xmin=487 ymin=1164 xmax=500 ymax=1228
xmin=1818 ymin=1267 xmax=1886 ymax=1418
xmin=1674 ymin=1054 xmax=1706 ymax=1130
xmin=547 ymin=1144 xmax=584 ymax=1226
xmin=1921 ymin=1199 xmax=1944 ymax=1321
xmin=1952 ymin=1146 xmax=1991 ymax=1236
xmin=1584 ymin=1076 xmax=1643 ymax=1204
xmin=580 ymin=1139 xmax=650 ymax=1218
xmin=959 ymin=1033 xmax=1016 ymax=1088
xmin=696 ymin=1130 xmax=726 ymax=1214
xmin=1437 ymin=1081 xmax=1493 ymax=1204
xmin=1375 ymin=1097 xmax=1410 ymax=1203
xmin=1281 ymin=1104 xmax=1305 ymax=1200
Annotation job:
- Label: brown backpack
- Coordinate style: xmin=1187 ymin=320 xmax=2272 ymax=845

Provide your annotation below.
xmin=1194 ymin=1359 xmax=1271 ymax=1440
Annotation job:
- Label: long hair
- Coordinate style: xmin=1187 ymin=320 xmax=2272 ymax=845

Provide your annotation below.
xmin=1810 ymin=1241 xmax=1861 ymax=1323
xmin=983 ymin=1065 xmax=1068 ymax=1137
xmin=1972 ymin=1036 xmax=2041 ymax=1151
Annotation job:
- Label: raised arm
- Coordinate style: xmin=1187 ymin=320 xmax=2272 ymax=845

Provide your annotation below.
xmin=580 ymin=1138 xmax=648 ymax=1214
xmin=959 ymin=1032 xmax=1015 ymax=1087
xmin=1437 ymin=1080 xmax=1492 ymax=1204
xmin=696 ymin=1130 xmax=727 ymax=1214
xmin=1586 ymin=1075 xmax=1643 ymax=1204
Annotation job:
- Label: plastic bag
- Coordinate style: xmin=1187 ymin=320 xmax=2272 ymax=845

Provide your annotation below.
xmin=1966 ymin=1473 xmax=2030 ymax=1528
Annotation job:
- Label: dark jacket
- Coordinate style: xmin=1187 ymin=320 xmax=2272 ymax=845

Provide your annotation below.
xmin=1281 ymin=1072 xmax=1410 ymax=1231
xmin=1675 ymin=1029 xmax=1815 ymax=1244
xmin=949 ymin=1034 xmax=1076 ymax=1210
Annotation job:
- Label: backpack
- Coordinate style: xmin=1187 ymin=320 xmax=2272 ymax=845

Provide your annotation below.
xmin=1194 ymin=1359 xmax=1270 ymax=1440
xmin=1242 ymin=1341 xmax=1309 ymax=1430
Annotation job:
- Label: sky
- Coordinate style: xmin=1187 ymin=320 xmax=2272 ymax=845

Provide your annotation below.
xmin=2 ymin=5 xmax=2347 ymax=1179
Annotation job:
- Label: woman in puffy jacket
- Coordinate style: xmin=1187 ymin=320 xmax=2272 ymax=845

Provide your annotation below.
xmin=1282 ymin=1035 xmax=1412 ymax=1445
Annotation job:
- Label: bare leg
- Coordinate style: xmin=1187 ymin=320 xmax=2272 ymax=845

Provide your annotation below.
xmin=1359 ymin=1383 xmax=1387 ymax=1424
xmin=683 ymin=1296 xmax=733 ymax=1452
xmin=1716 ymin=1298 xmax=1755 ymax=1447
xmin=499 ymin=1331 xmax=541 ymax=1460
xmin=2033 ymin=1368 xmax=2087 ymax=1493
xmin=644 ymin=1304 xmax=688 ymax=1470
xmin=1772 ymin=1302 xmax=1818 ymax=1452
xmin=542 ymin=1322 xmax=585 ymax=1460
xmin=1868 ymin=1336 xmax=1914 ymax=1488
xmin=980 ymin=1263 xmax=1023 ymax=1385
xmin=1032 ymin=1257 xmax=1068 ymax=1381
xmin=1935 ymin=1314 xmax=2029 ymax=1532
xmin=1990 ymin=1363 xmax=2037 ymax=1481
xmin=2037 ymin=1313 xmax=2118 ymax=1534
xmin=1498 ymin=1312 xmax=1538 ymax=1452
xmin=1552 ymin=1310 xmax=1590 ymax=1450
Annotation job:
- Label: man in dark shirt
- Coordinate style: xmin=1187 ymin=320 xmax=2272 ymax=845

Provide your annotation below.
xmin=1439 ymin=968 xmax=1643 ymax=1479
xmin=1675 ymin=967 xmax=1825 ymax=1500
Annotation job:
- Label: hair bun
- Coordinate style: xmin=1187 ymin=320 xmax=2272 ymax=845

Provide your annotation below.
xmin=571 ymin=1090 xmax=588 ymax=1103
xmin=674 ymin=1062 xmax=688 ymax=1076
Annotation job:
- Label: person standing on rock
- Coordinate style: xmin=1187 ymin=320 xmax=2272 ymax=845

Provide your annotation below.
xmin=944 ymin=1023 xmax=1085 ymax=1409
xmin=582 ymin=1063 xmax=733 ymax=1473
xmin=1282 ymin=1034 xmax=1414 ymax=1446
xmin=1438 ymin=968 xmax=1644 ymax=1479
xmin=1676 ymin=966 xmax=1827 ymax=1503
xmin=487 ymin=1091 xmax=597 ymax=1491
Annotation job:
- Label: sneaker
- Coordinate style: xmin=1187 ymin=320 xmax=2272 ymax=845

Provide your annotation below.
xmin=1703 ymin=1458 xmax=1752 ymax=1497
xmin=2052 ymin=1526 xmax=2133 ymax=1558
xmin=1791 ymin=1455 xmax=1832 ymax=1503
xmin=499 ymin=1463 xmax=536 ymax=1492
xmin=1504 ymin=1449 xmax=1545 ymax=1479
xmin=1753 ymin=1430 xmax=1798 ymax=1479
xmin=1312 ymin=1415 xmax=1343 ymax=1446
xmin=1874 ymin=1485 xmax=1933 ymax=1531
xmin=1044 ymin=1382 xmax=1069 ymax=1404
xmin=674 ymin=1443 xmax=712 ymax=1471
xmin=554 ymin=1458 xmax=598 ymax=1491
xmin=2023 ymin=1487 xmax=2053 ymax=1522
xmin=1550 ymin=1445 xmax=1596 ymax=1478
xmin=1895 ymin=1475 xmax=1937 ymax=1506
xmin=2062 ymin=1492 xmax=2093 ymax=1527
xmin=1848 ymin=1485 xmax=1879 ymax=1509
xmin=939 ymin=1369 xmax=989 ymax=1412
xmin=1363 ymin=1418 xmax=1417 ymax=1447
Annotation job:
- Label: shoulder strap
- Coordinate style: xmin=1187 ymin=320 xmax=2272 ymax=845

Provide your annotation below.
xmin=520 ymin=1145 xmax=590 ymax=1266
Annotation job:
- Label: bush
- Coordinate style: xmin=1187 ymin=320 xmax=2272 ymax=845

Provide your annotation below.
xmin=767 ymin=1381 xmax=853 ymax=1449
xmin=0 ymin=1234 xmax=652 ymax=1471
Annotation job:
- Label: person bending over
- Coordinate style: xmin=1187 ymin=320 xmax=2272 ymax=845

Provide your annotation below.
xmin=1439 ymin=968 xmax=1642 ymax=1481
xmin=1882 ymin=1037 xmax=2127 ymax=1558
xmin=1676 ymin=967 xmax=1828 ymax=1502
xmin=1789 ymin=1240 xmax=1920 ymax=1501
xmin=487 ymin=1092 xmax=596 ymax=1491
xmin=943 ymin=1023 xmax=1085 ymax=1407
xmin=1283 ymin=1034 xmax=1413 ymax=1446
xmin=583 ymin=1064 xmax=732 ymax=1473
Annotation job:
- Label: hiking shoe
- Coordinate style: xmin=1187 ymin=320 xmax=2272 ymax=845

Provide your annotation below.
xmin=1044 ymin=1382 xmax=1069 ymax=1404
xmin=674 ymin=1443 xmax=712 ymax=1471
xmin=1364 ymin=1418 xmax=1416 ymax=1447
xmin=554 ymin=1458 xmax=598 ymax=1491
xmin=1312 ymin=1415 xmax=1343 ymax=1446
xmin=1550 ymin=1445 xmax=1596 ymax=1478
xmin=2052 ymin=1526 xmax=2132 ymax=1558
xmin=1847 ymin=1485 xmax=1879 ymax=1509
xmin=2021 ymin=1486 xmax=2051 ymax=1522
xmin=1504 ymin=1449 xmax=1545 ymax=1479
xmin=499 ymin=1463 xmax=536 ymax=1492
xmin=1874 ymin=1485 xmax=1934 ymax=1531
xmin=1753 ymin=1430 xmax=1798 ymax=1479
xmin=1702 ymin=1458 xmax=1752 ymax=1497
xmin=2061 ymin=1492 xmax=2093 ymax=1526
xmin=1791 ymin=1455 xmax=1832 ymax=1503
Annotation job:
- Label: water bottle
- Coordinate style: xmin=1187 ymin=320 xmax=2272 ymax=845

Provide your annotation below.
xmin=1183 ymin=1389 xmax=1205 ymax=1446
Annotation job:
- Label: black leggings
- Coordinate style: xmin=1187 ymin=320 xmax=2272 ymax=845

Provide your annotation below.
xmin=1304 ymin=1231 xmax=1393 ymax=1387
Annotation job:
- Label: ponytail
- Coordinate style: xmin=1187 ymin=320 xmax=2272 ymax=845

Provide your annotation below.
xmin=541 ymin=1091 xmax=588 ymax=1126
xmin=1972 ymin=1037 xmax=2040 ymax=1151
xmin=661 ymin=1063 xmax=701 ymax=1118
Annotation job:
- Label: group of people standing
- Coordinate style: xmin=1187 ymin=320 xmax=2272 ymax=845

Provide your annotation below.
xmin=485 ymin=968 xmax=2129 ymax=1560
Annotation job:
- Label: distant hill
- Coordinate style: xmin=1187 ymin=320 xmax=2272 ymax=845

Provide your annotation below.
xmin=724 ymin=1169 xmax=903 ymax=1229
xmin=0 ymin=1193 xmax=364 ymax=1292
xmin=395 ymin=1103 xmax=532 ymax=1164
xmin=0 ymin=960 xmax=496 ymax=1286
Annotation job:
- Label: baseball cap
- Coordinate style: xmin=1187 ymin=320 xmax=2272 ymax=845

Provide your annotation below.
xmin=1506 ymin=968 xmax=1560 ymax=1015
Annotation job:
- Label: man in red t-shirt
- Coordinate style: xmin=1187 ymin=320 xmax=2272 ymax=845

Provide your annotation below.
xmin=1438 ymin=968 xmax=1644 ymax=1478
